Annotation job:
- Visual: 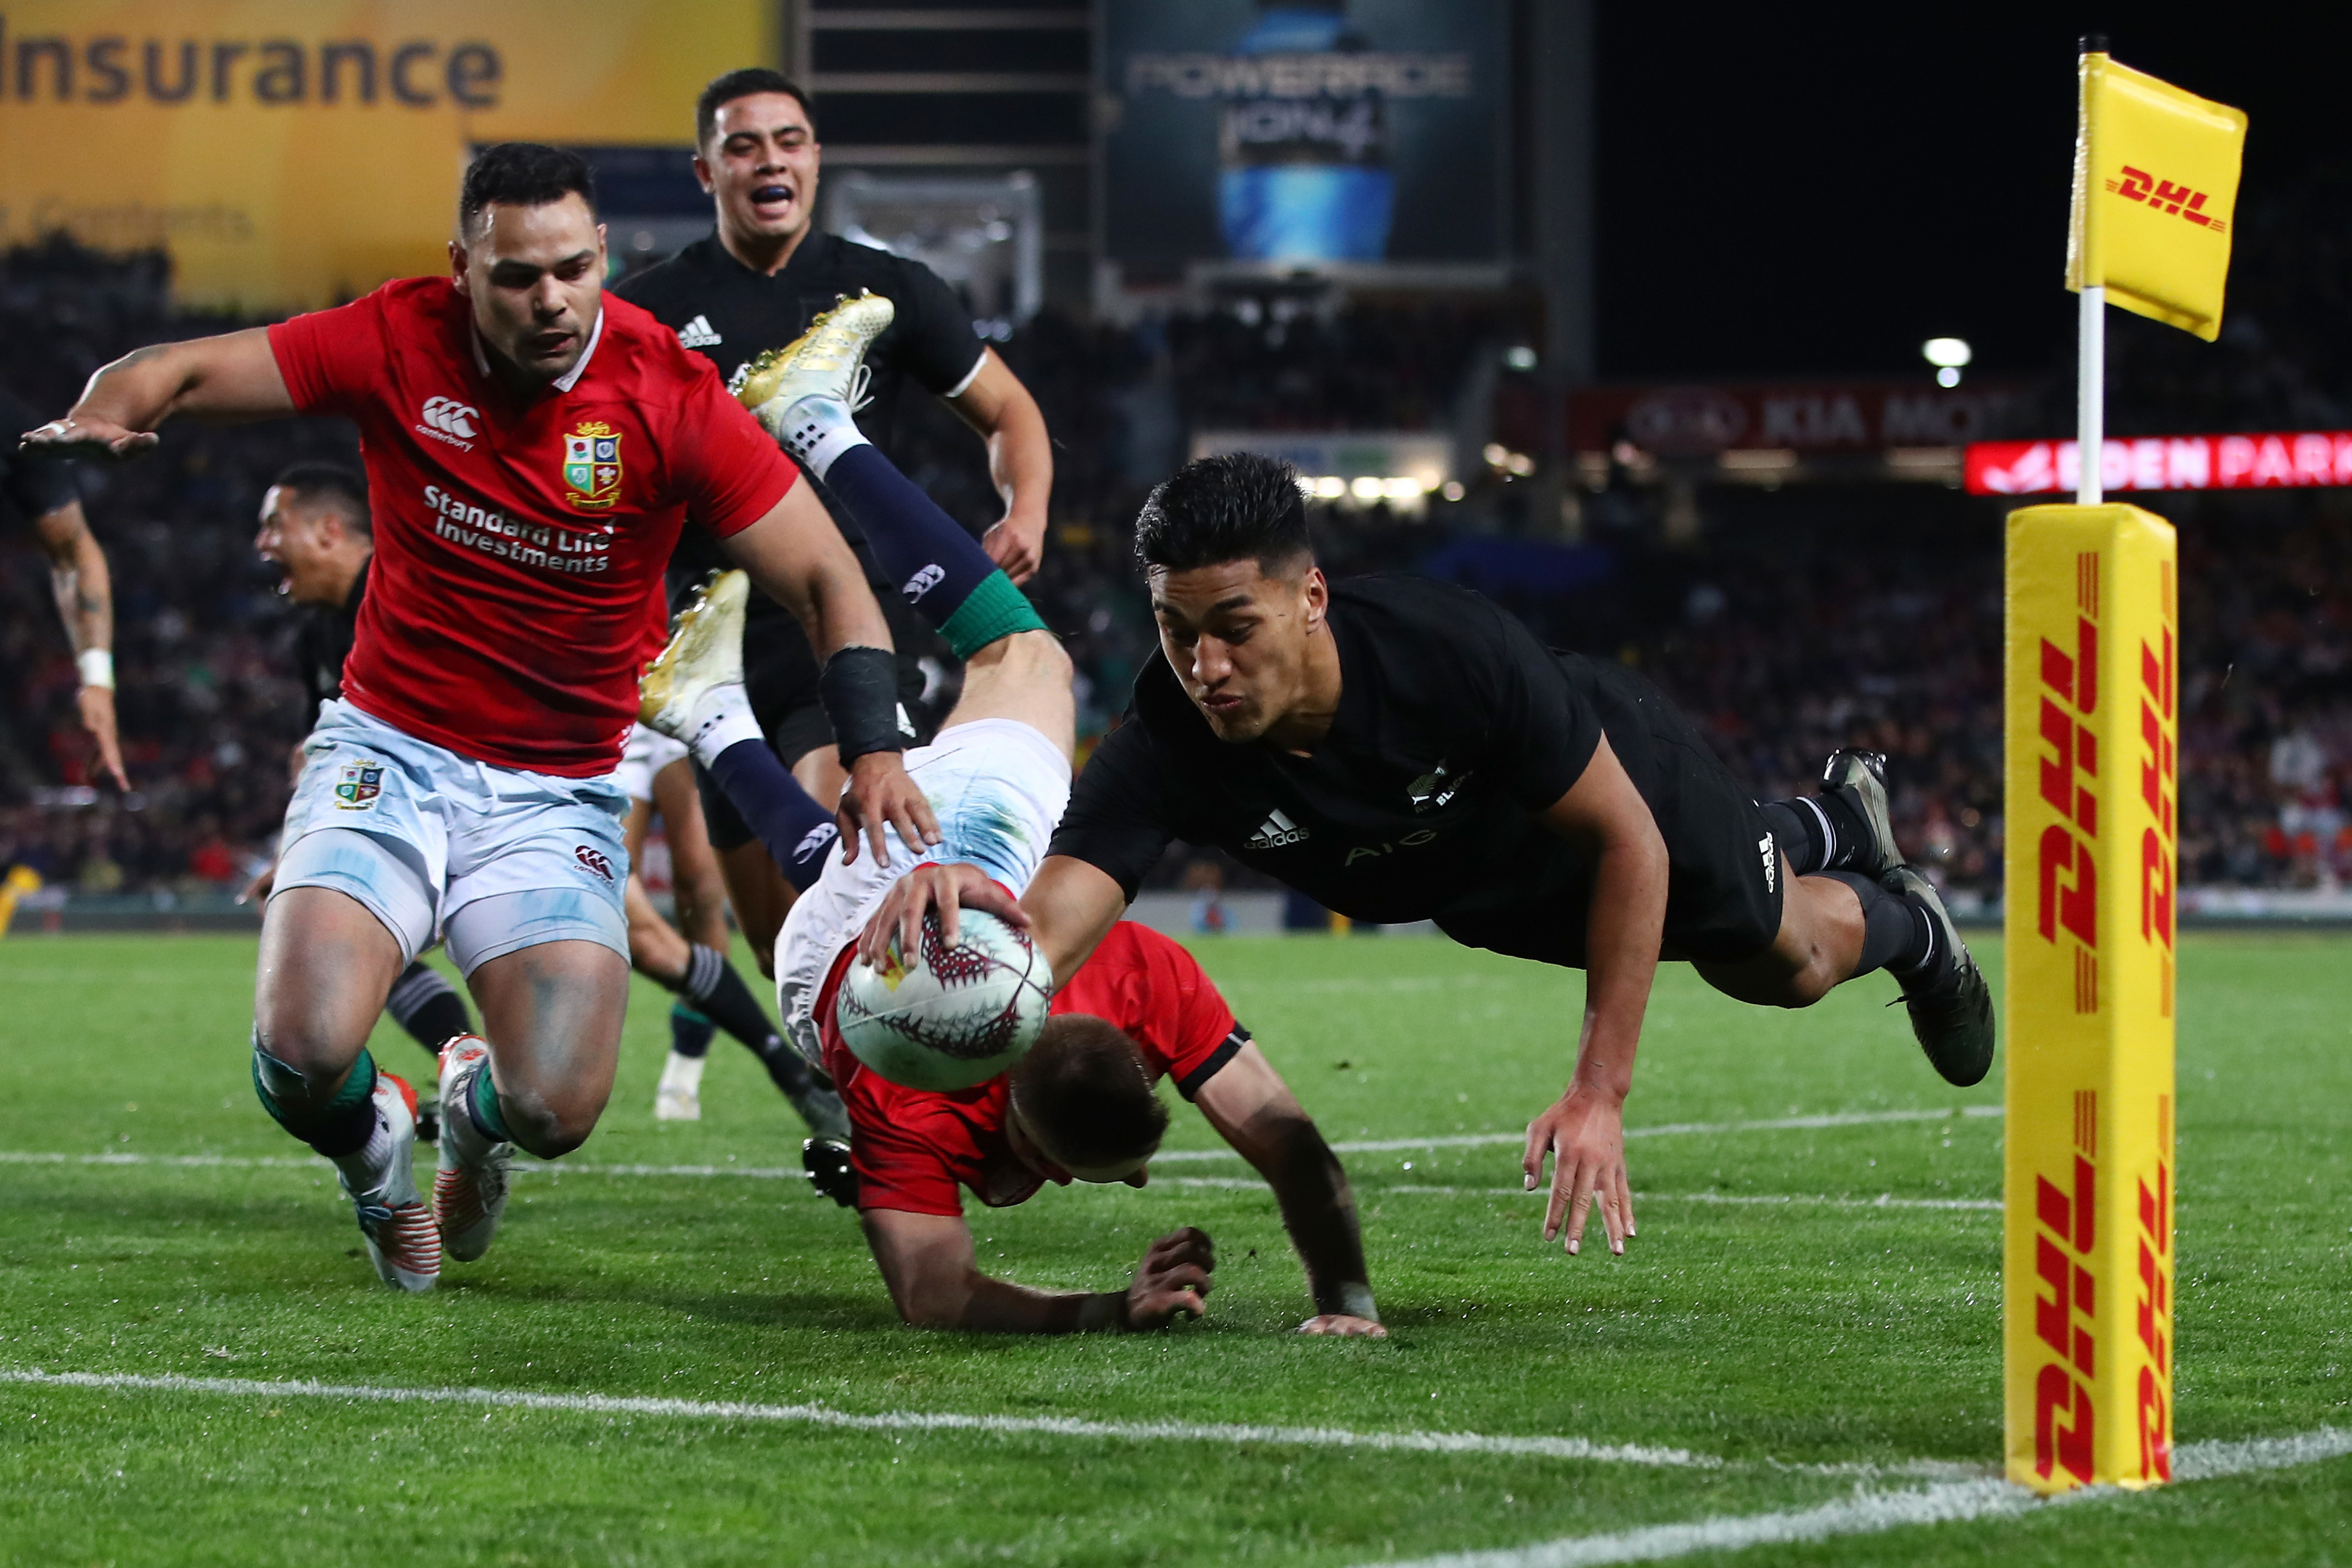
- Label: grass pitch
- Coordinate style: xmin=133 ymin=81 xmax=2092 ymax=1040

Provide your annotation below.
xmin=0 ymin=930 xmax=2345 ymax=1566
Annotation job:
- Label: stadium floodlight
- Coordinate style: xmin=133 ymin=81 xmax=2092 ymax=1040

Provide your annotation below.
xmin=1503 ymin=345 xmax=1538 ymax=371
xmin=1312 ymin=475 xmax=1348 ymax=499
xmin=1923 ymin=336 xmax=1972 ymax=388
xmin=1349 ymin=476 xmax=1385 ymax=501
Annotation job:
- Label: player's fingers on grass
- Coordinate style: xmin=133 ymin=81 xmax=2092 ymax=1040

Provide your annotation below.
xmin=1522 ymin=1118 xmax=1553 ymax=1193
xmin=1617 ymin=1164 xmax=1638 ymax=1239
xmin=1559 ymin=1161 xmax=1598 ymax=1254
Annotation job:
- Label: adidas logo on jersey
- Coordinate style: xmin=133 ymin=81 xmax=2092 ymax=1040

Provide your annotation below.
xmin=1758 ymin=834 xmax=1777 ymax=894
xmin=1248 ymin=809 xmax=1308 ymax=849
xmin=676 ymin=315 xmax=723 ymax=349
xmin=416 ymin=396 xmax=479 ymax=451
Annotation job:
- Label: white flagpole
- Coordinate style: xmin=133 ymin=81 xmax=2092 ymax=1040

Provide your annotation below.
xmin=2078 ymin=283 xmax=2105 ymax=505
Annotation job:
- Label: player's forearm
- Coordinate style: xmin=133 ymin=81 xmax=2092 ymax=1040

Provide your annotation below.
xmin=1574 ymin=833 xmax=1667 ymax=1102
xmin=985 ymin=396 xmax=1052 ymax=531
xmin=908 ymin=1268 xmax=1116 ymax=1334
xmin=70 ymin=331 xmax=284 ymax=429
xmin=1250 ymin=1116 xmax=1377 ymax=1320
xmin=38 ymin=507 xmax=112 ymax=658
xmin=1022 ymin=857 xmax=1128 ymax=984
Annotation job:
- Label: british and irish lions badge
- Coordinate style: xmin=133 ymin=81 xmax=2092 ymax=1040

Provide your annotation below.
xmin=563 ymin=421 xmax=623 ymax=510
xmin=333 ymin=761 xmax=384 ymax=811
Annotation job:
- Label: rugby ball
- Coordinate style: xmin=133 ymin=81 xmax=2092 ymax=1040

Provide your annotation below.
xmin=836 ymin=909 xmax=1054 ymax=1091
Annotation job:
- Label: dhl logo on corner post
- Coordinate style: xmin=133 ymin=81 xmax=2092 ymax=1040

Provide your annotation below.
xmin=2004 ymin=503 xmax=2178 ymax=1493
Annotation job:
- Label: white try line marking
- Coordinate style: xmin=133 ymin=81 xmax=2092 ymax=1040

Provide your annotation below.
xmin=0 ymin=1107 xmax=2003 ymax=1185
xmin=1349 ymin=1426 xmax=2352 ymax=1568
xmin=1159 ymin=1177 xmax=2001 ymax=1211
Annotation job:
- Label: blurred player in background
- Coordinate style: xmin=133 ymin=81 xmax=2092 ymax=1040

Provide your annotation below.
xmin=639 ymin=316 xmax=1376 ymax=1335
xmin=874 ymin=454 xmax=1997 ymax=1266
xmin=20 ymin=142 xmax=936 ymax=1294
xmin=1 ymin=383 xmax=126 ymax=792
xmin=613 ymin=719 xmax=847 ymax=1138
xmin=245 ymin=462 xmax=476 ymax=1140
xmin=615 ymin=68 xmax=1054 ymax=973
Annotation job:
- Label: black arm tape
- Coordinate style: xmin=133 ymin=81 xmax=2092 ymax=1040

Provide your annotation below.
xmin=818 ymin=645 xmax=907 ymax=765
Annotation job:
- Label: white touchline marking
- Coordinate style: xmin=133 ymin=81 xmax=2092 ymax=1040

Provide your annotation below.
xmin=0 ymin=1365 xmax=1989 ymax=1481
xmin=1159 ymin=1177 xmax=2001 ymax=1211
xmin=0 ymin=1108 xmax=2001 ymax=1184
xmin=1348 ymin=1428 xmax=2352 ymax=1568
xmin=1155 ymin=1106 xmax=2004 ymax=1163
xmin=0 ymin=1368 xmax=1710 ymax=1469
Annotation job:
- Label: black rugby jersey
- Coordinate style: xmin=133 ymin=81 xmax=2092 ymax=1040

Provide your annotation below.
xmin=1050 ymin=575 xmax=1773 ymax=966
xmin=291 ymin=558 xmax=368 ymax=723
xmin=0 ymin=388 xmax=81 ymax=525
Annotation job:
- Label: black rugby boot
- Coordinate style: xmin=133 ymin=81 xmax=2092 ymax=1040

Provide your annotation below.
xmin=1884 ymin=864 xmax=1996 ymax=1086
xmin=1820 ymin=749 xmax=1900 ymax=877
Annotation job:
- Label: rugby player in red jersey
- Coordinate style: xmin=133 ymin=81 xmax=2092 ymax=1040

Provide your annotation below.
xmin=19 ymin=144 xmax=937 ymax=1293
xmin=639 ymin=354 xmax=1379 ymax=1334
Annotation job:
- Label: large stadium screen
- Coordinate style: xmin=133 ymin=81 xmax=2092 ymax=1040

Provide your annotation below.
xmin=1099 ymin=0 xmax=1510 ymax=283
xmin=0 ymin=0 xmax=773 ymax=309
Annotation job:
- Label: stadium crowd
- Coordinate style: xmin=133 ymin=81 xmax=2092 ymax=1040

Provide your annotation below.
xmin=6 ymin=224 xmax=2352 ymax=907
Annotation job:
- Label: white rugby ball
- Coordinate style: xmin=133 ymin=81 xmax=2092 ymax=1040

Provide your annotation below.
xmin=836 ymin=909 xmax=1054 ymax=1091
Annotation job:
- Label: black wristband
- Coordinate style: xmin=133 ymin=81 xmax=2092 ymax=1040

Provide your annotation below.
xmin=818 ymin=645 xmax=907 ymax=765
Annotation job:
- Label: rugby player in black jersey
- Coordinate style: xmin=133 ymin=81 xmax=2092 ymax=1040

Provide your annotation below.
xmin=244 ymin=463 xmax=476 ymax=1139
xmin=1 ymin=383 xmax=126 ymax=791
xmin=864 ymin=454 xmax=1996 ymax=1262
xmin=613 ymin=68 xmax=1053 ymax=973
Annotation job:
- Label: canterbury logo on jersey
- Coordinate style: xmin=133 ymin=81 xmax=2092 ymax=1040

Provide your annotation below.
xmin=1247 ymin=809 xmax=1308 ymax=849
xmin=417 ymin=396 xmax=479 ymax=450
xmin=676 ymin=315 xmax=723 ymax=348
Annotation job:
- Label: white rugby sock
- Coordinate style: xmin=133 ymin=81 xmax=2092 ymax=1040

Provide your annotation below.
xmin=330 ymin=1108 xmax=396 ymax=1199
xmin=760 ymin=393 xmax=868 ymax=481
xmin=685 ymin=682 xmax=765 ymax=770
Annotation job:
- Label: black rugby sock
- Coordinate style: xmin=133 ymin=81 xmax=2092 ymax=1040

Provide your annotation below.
xmin=1760 ymin=792 xmax=1872 ymax=877
xmin=706 ymin=742 xmax=839 ymax=891
xmin=669 ymin=1001 xmax=715 ymax=1061
xmin=681 ymin=944 xmax=788 ymax=1058
xmin=817 ymin=444 xmax=1042 ymax=658
xmin=1821 ymin=871 xmax=1935 ymax=979
xmin=385 ymin=960 xmax=473 ymax=1058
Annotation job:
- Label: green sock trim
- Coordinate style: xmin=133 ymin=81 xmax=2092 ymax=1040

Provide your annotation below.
xmin=469 ymin=1061 xmax=515 ymax=1143
xmin=938 ymin=571 xmax=1047 ymax=661
xmin=670 ymin=1001 xmax=711 ymax=1024
xmin=251 ymin=1041 xmax=375 ymax=1138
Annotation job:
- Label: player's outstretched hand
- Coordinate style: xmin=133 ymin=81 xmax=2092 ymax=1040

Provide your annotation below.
xmin=1297 ymin=1314 xmax=1387 ymax=1339
xmin=1125 ymin=1226 xmax=1214 ymax=1328
xmin=1523 ymin=1083 xmax=1635 ymax=1257
xmin=19 ymin=416 xmax=160 ymax=462
xmin=78 ymin=685 xmax=129 ymax=791
xmin=857 ymin=859 xmax=1031 ymax=968
xmin=981 ymin=515 xmax=1045 ymax=585
xmin=836 ymin=751 xmax=942 ymax=867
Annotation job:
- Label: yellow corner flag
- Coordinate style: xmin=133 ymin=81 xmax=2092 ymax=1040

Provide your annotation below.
xmin=2067 ymin=53 xmax=2247 ymax=340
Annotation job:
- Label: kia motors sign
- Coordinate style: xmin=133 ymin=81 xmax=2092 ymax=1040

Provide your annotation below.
xmin=1967 ymin=432 xmax=2352 ymax=495
xmin=1569 ymin=381 xmax=2033 ymax=457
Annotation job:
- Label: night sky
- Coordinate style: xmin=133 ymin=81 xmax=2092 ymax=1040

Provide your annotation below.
xmin=1594 ymin=3 xmax=2352 ymax=382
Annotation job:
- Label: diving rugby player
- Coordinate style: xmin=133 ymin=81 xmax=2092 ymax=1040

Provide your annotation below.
xmin=868 ymin=454 xmax=1997 ymax=1263
xmin=21 ymin=143 xmax=936 ymax=1293
xmin=614 ymin=68 xmax=1054 ymax=971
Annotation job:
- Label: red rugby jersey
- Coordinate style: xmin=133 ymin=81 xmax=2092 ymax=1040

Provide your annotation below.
xmin=820 ymin=921 xmax=1248 ymax=1217
xmin=269 ymin=278 xmax=799 ymax=775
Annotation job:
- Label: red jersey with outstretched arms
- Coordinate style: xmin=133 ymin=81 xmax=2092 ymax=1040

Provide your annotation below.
xmin=267 ymin=278 xmax=800 ymax=775
xmin=820 ymin=921 xmax=1249 ymax=1217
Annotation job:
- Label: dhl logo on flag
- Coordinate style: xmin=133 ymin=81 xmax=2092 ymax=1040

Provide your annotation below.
xmin=2068 ymin=54 xmax=2247 ymax=341
xmin=2004 ymin=503 xmax=2178 ymax=1493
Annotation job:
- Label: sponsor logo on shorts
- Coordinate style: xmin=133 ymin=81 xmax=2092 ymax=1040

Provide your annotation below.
xmin=902 ymin=563 xmax=947 ymax=603
xmin=573 ymin=845 xmax=615 ymax=882
xmin=675 ymin=314 xmax=723 ymax=349
xmin=1759 ymin=834 xmax=1777 ymax=893
xmin=562 ymin=421 xmax=624 ymax=511
xmin=1246 ymin=809 xmax=1308 ymax=850
xmin=333 ymin=761 xmax=385 ymax=810
xmin=416 ymin=396 xmax=479 ymax=451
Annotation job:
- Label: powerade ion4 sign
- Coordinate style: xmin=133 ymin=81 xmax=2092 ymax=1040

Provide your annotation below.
xmin=1100 ymin=0 xmax=1508 ymax=277
xmin=0 ymin=1 xmax=773 ymax=309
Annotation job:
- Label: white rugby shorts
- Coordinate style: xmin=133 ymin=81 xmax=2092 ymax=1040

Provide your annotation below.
xmin=775 ymin=717 xmax=1071 ymax=1066
xmin=271 ymin=699 xmax=632 ymax=974
xmin=614 ymin=723 xmax=690 ymax=805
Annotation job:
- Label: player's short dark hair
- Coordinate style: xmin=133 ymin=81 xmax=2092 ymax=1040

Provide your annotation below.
xmin=271 ymin=462 xmax=370 ymax=536
xmin=459 ymin=142 xmax=596 ymax=237
xmin=1010 ymin=1015 xmax=1169 ymax=1170
xmin=1135 ymin=453 xmax=1315 ymax=577
xmin=696 ymin=68 xmax=817 ymax=147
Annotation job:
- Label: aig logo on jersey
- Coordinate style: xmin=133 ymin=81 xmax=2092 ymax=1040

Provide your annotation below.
xmin=333 ymin=761 xmax=385 ymax=810
xmin=562 ymin=422 xmax=624 ymax=510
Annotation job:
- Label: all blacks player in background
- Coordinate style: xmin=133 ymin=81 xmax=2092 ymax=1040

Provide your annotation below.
xmin=867 ymin=454 xmax=1996 ymax=1265
xmin=615 ymin=68 xmax=1054 ymax=987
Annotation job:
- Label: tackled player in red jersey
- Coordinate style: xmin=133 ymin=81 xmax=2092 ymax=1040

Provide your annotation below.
xmin=19 ymin=144 xmax=938 ymax=1292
